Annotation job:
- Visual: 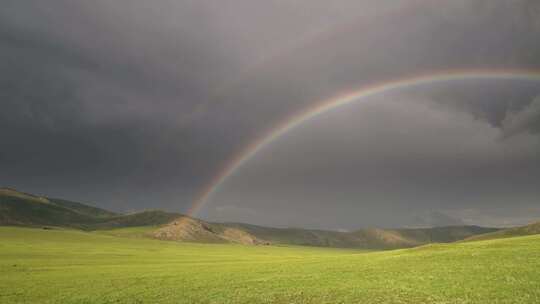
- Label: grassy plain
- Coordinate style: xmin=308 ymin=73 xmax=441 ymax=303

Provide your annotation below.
xmin=1 ymin=226 xmax=540 ymax=304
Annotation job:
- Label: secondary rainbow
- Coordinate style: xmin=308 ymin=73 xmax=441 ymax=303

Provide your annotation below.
xmin=189 ymin=69 xmax=540 ymax=216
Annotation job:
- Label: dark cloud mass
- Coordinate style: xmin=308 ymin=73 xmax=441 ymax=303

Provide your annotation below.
xmin=1 ymin=0 xmax=540 ymax=228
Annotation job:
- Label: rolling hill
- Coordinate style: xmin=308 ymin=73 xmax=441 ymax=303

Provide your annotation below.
xmin=0 ymin=188 xmax=106 ymax=228
xmin=0 ymin=187 xmax=504 ymax=249
xmin=48 ymin=198 xmax=117 ymax=218
xmin=0 ymin=188 xmax=179 ymax=230
xmin=152 ymin=217 xmax=267 ymax=245
xmin=465 ymin=221 xmax=540 ymax=242
xmin=209 ymin=222 xmax=498 ymax=249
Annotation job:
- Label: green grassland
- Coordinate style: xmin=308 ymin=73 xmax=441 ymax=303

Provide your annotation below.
xmin=2 ymin=227 xmax=540 ymax=304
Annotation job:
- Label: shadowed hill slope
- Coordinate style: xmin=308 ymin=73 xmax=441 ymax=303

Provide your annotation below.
xmin=91 ymin=210 xmax=183 ymax=229
xmin=465 ymin=221 xmax=540 ymax=242
xmin=0 ymin=188 xmax=104 ymax=228
xmin=0 ymin=188 xmax=179 ymax=230
xmin=379 ymin=226 xmax=500 ymax=245
xmin=219 ymin=222 xmax=499 ymax=249
xmin=48 ymin=198 xmax=117 ymax=218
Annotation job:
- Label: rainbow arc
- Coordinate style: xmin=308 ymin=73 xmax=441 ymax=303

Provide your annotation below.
xmin=188 ymin=69 xmax=540 ymax=217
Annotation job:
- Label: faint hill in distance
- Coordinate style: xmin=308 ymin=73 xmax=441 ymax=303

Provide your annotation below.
xmin=406 ymin=211 xmax=465 ymax=228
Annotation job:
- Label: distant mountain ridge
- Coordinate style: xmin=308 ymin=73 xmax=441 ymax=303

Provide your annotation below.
xmin=0 ymin=188 xmax=509 ymax=249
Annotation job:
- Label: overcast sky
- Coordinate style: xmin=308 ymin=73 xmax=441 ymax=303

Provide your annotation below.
xmin=1 ymin=0 xmax=540 ymax=229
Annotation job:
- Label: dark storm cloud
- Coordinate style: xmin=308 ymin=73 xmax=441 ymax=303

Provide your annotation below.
xmin=204 ymin=90 xmax=540 ymax=229
xmin=1 ymin=0 xmax=540 ymax=227
xmin=0 ymin=0 xmax=243 ymax=209
xmin=501 ymin=96 xmax=540 ymax=138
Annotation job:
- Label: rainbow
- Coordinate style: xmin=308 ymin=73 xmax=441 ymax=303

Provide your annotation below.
xmin=189 ymin=69 xmax=540 ymax=217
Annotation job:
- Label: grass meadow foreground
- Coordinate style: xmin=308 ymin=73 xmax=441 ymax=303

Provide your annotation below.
xmin=1 ymin=227 xmax=540 ymax=304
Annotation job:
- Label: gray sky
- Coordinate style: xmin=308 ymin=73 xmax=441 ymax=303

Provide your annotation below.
xmin=1 ymin=0 xmax=540 ymax=229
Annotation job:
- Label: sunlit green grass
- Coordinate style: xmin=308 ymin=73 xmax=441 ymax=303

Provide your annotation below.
xmin=93 ymin=226 xmax=158 ymax=238
xmin=1 ymin=226 xmax=539 ymax=303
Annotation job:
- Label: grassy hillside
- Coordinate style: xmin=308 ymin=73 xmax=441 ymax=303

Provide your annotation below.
xmin=1 ymin=226 xmax=540 ymax=303
xmin=0 ymin=191 xmax=102 ymax=228
xmin=153 ymin=217 xmax=266 ymax=245
xmin=383 ymin=225 xmax=500 ymax=244
xmin=220 ymin=222 xmax=498 ymax=249
xmin=91 ymin=210 xmax=182 ymax=229
xmin=1 ymin=188 xmax=502 ymax=249
xmin=465 ymin=221 xmax=540 ymax=242
xmin=0 ymin=188 xmax=180 ymax=230
xmin=48 ymin=198 xmax=117 ymax=218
